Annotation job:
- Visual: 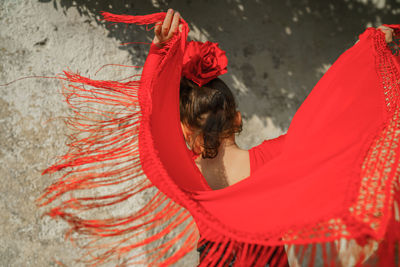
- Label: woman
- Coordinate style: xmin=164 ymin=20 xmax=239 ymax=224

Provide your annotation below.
xmin=179 ymin=76 xmax=289 ymax=265
xmin=156 ymin=10 xmax=397 ymax=266
xmin=154 ymin=10 xmax=290 ymax=264
xmin=180 ymin=76 xmax=249 ymax=190
xmin=38 ymin=9 xmax=400 ymax=267
xmin=152 ymin=11 xmax=396 ymax=190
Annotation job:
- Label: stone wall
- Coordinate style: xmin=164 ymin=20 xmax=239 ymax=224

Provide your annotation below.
xmin=1 ymin=0 xmax=399 ymax=266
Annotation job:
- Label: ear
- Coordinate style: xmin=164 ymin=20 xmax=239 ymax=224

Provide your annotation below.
xmin=192 ymin=133 xmax=204 ymax=155
xmin=180 ymin=122 xmax=192 ymax=142
xmin=180 ymin=122 xmax=204 ymax=155
xmin=235 ymin=111 xmax=242 ymax=127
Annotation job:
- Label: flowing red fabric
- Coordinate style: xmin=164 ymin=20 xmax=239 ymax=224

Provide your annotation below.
xmin=37 ymin=11 xmax=400 ymax=266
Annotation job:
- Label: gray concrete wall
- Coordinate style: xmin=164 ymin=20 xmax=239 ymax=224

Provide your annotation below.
xmin=1 ymin=0 xmax=399 ymax=266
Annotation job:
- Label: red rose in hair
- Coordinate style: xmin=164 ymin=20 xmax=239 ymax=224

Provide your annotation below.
xmin=182 ymin=41 xmax=228 ymax=87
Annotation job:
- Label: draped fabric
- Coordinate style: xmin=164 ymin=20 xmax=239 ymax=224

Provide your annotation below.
xmin=38 ymin=11 xmax=400 ymax=266
xmin=249 ymin=134 xmax=287 ymax=174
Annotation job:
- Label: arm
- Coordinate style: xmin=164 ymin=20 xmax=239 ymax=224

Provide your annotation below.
xmin=142 ymin=9 xmax=182 ymax=75
xmin=354 ymin=25 xmax=395 ymax=46
xmin=140 ymin=10 xmax=208 ymax=192
xmin=377 ymin=25 xmax=395 ymax=43
xmin=259 ymin=133 xmax=286 ymax=158
xmin=252 ymin=133 xmax=287 ymax=166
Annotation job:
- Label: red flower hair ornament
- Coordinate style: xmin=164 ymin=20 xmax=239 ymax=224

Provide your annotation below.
xmin=182 ymin=40 xmax=228 ymax=87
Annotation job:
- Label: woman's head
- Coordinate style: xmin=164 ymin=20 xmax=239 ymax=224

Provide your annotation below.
xmin=179 ymin=77 xmax=242 ymax=159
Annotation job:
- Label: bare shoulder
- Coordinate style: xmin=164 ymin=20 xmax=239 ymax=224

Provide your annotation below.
xmin=194 ymin=148 xmax=250 ymax=189
xmin=227 ymin=149 xmax=250 ymax=185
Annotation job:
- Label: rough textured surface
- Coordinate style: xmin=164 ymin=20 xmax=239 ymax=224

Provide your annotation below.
xmin=1 ymin=0 xmax=399 ymax=266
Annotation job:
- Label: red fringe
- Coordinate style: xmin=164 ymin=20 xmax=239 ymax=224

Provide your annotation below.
xmin=100 ymin=11 xmax=165 ymax=25
xmin=37 ymin=64 xmax=197 ymax=266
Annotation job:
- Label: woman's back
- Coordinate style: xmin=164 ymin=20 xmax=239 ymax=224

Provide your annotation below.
xmin=194 ymin=144 xmax=250 ymax=190
xmin=193 ymin=133 xmax=286 ymax=190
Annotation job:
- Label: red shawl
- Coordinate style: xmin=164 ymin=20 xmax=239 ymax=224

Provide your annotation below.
xmin=38 ymin=12 xmax=400 ymax=266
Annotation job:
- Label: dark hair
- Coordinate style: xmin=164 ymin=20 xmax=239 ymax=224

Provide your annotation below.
xmin=179 ymin=77 xmax=243 ymax=159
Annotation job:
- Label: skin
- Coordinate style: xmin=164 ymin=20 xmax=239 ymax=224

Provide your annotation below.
xmin=181 ymin=111 xmax=250 ymax=190
xmin=377 ymin=25 xmax=395 ymax=43
xmin=153 ymin=9 xmax=396 ymax=190
xmin=153 ymin=8 xmax=182 ymax=48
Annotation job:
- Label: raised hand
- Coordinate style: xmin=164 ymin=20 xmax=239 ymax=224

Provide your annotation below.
xmin=377 ymin=25 xmax=395 ymax=43
xmin=153 ymin=9 xmax=183 ymax=48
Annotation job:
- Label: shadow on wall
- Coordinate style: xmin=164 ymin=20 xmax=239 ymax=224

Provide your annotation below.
xmin=38 ymin=0 xmax=400 ymax=131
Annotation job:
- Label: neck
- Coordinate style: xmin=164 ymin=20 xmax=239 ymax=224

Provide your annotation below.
xmin=219 ymin=137 xmax=238 ymax=152
xmin=194 ymin=135 xmax=249 ymax=190
xmin=195 ymin=135 xmax=241 ymax=163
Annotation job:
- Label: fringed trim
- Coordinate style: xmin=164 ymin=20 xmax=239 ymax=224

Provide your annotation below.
xmin=37 ymin=70 xmax=198 ymax=266
xmin=195 ymin=226 xmax=400 ymax=266
xmin=37 ymin=12 xmax=200 ymax=266
xmin=101 ymin=11 xmax=165 ymax=26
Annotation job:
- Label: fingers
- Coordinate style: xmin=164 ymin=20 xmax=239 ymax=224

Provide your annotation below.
xmin=378 ymin=25 xmax=393 ymax=31
xmin=154 ymin=21 xmax=162 ymax=38
xmin=162 ymin=8 xmax=174 ymax=37
xmin=167 ymin=12 xmax=180 ymax=39
xmin=153 ymin=9 xmax=182 ymax=47
xmin=378 ymin=26 xmax=394 ymax=35
xmin=377 ymin=25 xmax=394 ymax=43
